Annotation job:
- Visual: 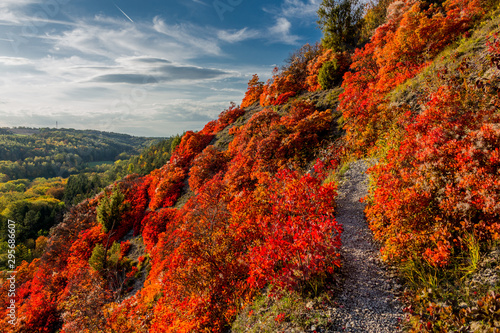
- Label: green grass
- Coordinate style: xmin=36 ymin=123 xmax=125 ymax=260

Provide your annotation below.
xmin=232 ymin=287 xmax=336 ymax=333
xmin=86 ymin=161 xmax=114 ymax=167
xmin=399 ymin=238 xmax=500 ymax=332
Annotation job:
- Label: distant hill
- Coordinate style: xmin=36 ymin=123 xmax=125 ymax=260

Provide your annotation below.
xmin=0 ymin=127 xmax=162 ymax=180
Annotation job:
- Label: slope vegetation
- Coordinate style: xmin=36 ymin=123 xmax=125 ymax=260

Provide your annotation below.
xmin=1 ymin=0 xmax=499 ymax=332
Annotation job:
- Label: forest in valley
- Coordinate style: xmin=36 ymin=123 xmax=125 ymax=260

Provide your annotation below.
xmin=0 ymin=128 xmax=160 ymax=180
xmin=1 ymin=0 xmax=500 ymax=332
xmin=0 ymin=129 xmax=175 ymax=272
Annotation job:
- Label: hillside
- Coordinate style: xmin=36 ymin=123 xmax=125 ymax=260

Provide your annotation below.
xmin=0 ymin=127 xmax=160 ymax=180
xmin=1 ymin=0 xmax=500 ymax=332
xmin=0 ymin=130 xmax=172 ymax=273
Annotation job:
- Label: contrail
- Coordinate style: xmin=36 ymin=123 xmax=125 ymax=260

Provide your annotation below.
xmin=113 ymin=3 xmax=134 ymax=23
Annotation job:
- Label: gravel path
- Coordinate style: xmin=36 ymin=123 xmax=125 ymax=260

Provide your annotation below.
xmin=329 ymin=160 xmax=405 ymax=332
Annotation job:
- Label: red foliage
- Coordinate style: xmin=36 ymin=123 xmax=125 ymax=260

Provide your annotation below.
xmin=67 ymin=224 xmax=106 ymax=264
xmin=273 ymin=91 xmax=297 ymax=105
xmin=120 ymin=240 xmax=132 ymax=258
xmin=367 ymin=82 xmax=500 ymax=266
xmin=115 ymin=175 xmax=149 ymax=237
xmin=213 ymin=103 xmax=245 ymax=133
xmin=487 ymin=32 xmax=500 ymax=69
xmin=260 ymin=71 xmax=301 ymax=107
xmin=189 ymin=145 xmax=229 ymax=193
xmin=142 ymin=208 xmax=178 ymax=252
xmin=241 ymin=74 xmax=264 ymax=108
xmin=246 ymin=164 xmax=341 ymax=290
xmin=339 ymin=0 xmax=485 ymax=154
xmin=259 ymin=43 xmax=322 ymax=106
xmin=149 ymin=175 xmax=253 ymax=332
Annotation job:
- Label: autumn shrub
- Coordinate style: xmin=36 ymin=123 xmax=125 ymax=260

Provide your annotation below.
xmin=213 ymin=103 xmax=246 ymax=133
xmin=306 ymin=48 xmax=336 ymax=91
xmin=339 ymin=0 xmax=486 ymax=154
xmin=241 ymin=75 xmax=264 ymax=108
xmin=246 ymin=162 xmax=341 ymax=292
xmin=105 ymin=295 xmax=152 ymax=333
xmin=60 ymin=262 xmax=111 ymax=333
xmin=142 ymin=208 xmax=178 ymax=252
xmin=149 ymin=175 xmax=253 ymax=332
xmin=189 ymin=145 xmax=229 ymax=193
xmin=487 ymin=32 xmax=500 ymax=69
xmin=260 ymin=44 xmax=322 ymax=106
xmin=366 ymin=81 xmax=500 ymax=266
xmin=273 ymin=91 xmax=297 ymax=105
xmin=120 ymin=175 xmax=149 ymax=234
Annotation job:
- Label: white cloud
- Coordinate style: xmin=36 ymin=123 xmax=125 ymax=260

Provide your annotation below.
xmin=269 ymin=17 xmax=300 ymax=45
xmin=0 ymin=3 xmax=308 ymax=136
xmin=192 ymin=0 xmax=210 ymax=6
xmin=0 ymin=0 xmax=41 ymax=9
xmin=153 ymin=17 xmax=222 ymax=57
xmin=0 ymin=56 xmax=33 ymax=65
xmin=52 ymin=23 xmax=147 ymax=59
xmin=281 ymin=0 xmax=322 ymax=18
xmin=217 ymin=27 xmax=259 ymax=43
xmin=0 ymin=11 xmax=22 ymax=25
xmin=0 ymin=0 xmax=67 ymax=25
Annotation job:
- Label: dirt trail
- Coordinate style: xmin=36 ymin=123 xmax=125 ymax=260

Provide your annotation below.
xmin=329 ymin=160 xmax=405 ymax=332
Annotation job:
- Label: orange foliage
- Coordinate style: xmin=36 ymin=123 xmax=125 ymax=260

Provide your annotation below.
xmin=305 ymin=49 xmax=351 ymax=91
xmin=260 ymin=43 xmax=322 ymax=106
xmin=306 ymin=48 xmax=335 ymax=91
xmin=367 ymin=77 xmax=500 ymax=266
xmin=246 ymin=165 xmax=341 ymax=290
xmin=339 ymin=0 xmax=485 ymax=154
xmin=241 ymin=74 xmax=264 ymax=108
xmin=189 ymin=145 xmax=229 ymax=193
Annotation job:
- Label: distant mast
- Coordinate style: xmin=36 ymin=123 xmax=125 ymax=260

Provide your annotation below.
xmin=56 ymin=121 xmax=58 ymax=129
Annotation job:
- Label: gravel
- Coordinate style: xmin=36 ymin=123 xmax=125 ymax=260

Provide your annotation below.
xmin=328 ymin=159 xmax=405 ymax=332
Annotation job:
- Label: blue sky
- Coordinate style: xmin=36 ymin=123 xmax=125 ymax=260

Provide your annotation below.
xmin=0 ymin=0 xmax=323 ymax=137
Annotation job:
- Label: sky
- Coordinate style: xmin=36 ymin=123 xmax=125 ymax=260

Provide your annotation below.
xmin=0 ymin=0 xmax=323 ymax=137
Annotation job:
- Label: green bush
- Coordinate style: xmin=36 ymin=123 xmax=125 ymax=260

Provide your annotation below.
xmin=318 ymin=60 xmax=343 ymax=89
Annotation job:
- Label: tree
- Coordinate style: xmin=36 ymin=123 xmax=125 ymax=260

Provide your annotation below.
xmin=317 ymin=0 xmax=365 ymax=52
xmin=361 ymin=0 xmax=392 ymax=40
xmin=170 ymin=134 xmax=182 ymax=153
xmin=89 ymin=243 xmax=106 ymax=272
xmin=97 ymin=186 xmax=126 ymax=234
xmin=318 ymin=59 xmax=343 ymax=89
xmin=241 ymin=75 xmax=264 ymax=108
xmin=96 ymin=186 xmax=127 ymax=270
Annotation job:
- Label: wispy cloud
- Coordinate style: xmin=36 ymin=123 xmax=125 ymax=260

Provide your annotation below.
xmin=217 ymin=27 xmax=259 ymax=43
xmin=281 ymin=0 xmax=322 ymax=19
xmin=269 ymin=17 xmax=300 ymax=45
xmin=0 ymin=56 xmax=32 ymax=65
xmin=0 ymin=0 xmax=41 ymax=9
xmin=90 ymin=63 xmax=230 ymax=84
xmin=192 ymin=0 xmax=210 ymax=6
xmin=0 ymin=0 xmax=72 ymax=26
xmin=263 ymin=0 xmax=321 ymax=20
xmin=153 ymin=17 xmax=222 ymax=57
